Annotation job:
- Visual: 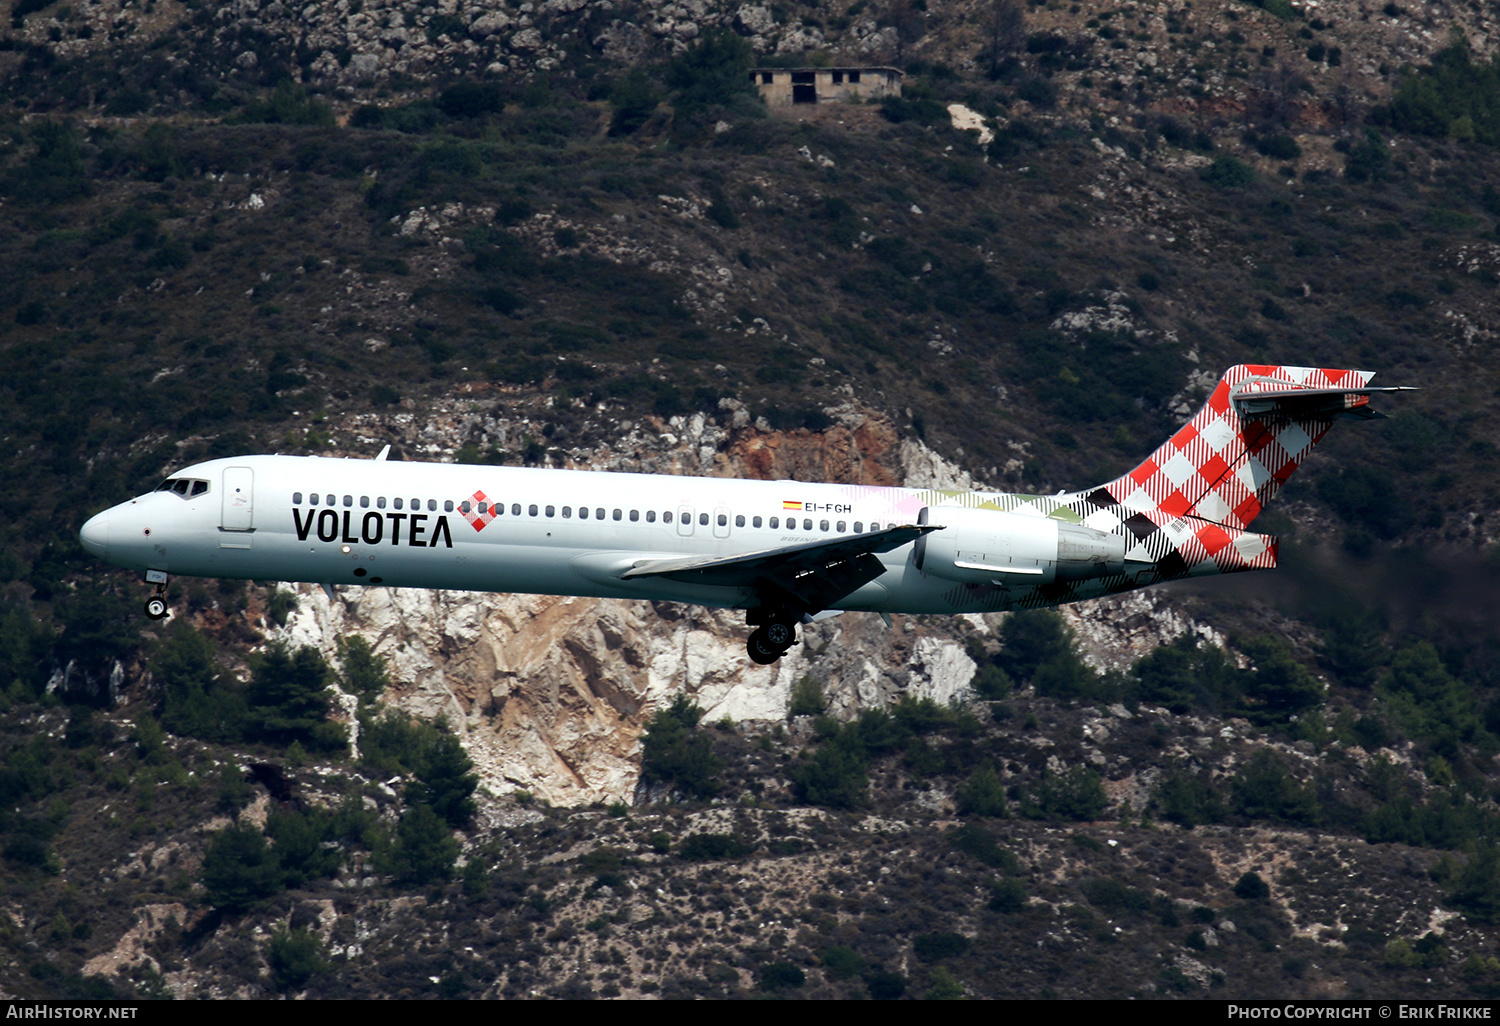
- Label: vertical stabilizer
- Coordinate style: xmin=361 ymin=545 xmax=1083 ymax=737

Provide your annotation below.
xmin=1087 ymin=364 xmax=1378 ymax=530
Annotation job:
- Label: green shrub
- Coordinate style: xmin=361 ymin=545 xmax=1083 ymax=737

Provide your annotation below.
xmin=1082 ymin=877 xmax=1151 ymax=912
xmin=609 ymin=71 xmax=661 ymax=136
xmin=236 ymin=81 xmax=336 ymax=127
xmin=378 ymin=803 xmax=458 ymax=885
xmin=757 ymin=961 xmax=805 ymax=991
xmin=641 ymin=695 xmax=722 ymax=798
xmin=1231 ymin=750 xmax=1320 ymax=826
xmin=1200 ymin=155 xmax=1255 ymax=189
xmin=1236 ymin=636 xmax=1324 ymax=724
xmin=1233 ymin=871 xmax=1270 ymax=900
xmin=954 ymin=764 xmax=1010 ymax=817
xmin=268 ymin=928 xmax=328 ymax=991
xmin=1024 ymin=765 xmax=1108 ymax=821
xmin=267 ymin=807 xmax=340 ymax=886
xmin=788 ymin=676 xmax=826 ymax=718
xmin=913 ymin=931 xmax=970 ymax=961
xmin=1448 ymin=844 xmax=1500 ymax=922
xmin=867 ymin=970 xmax=907 ymax=999
xmin=677 ymin=832 xmax=752 ymax=861
xmin=946 ymin=823 xmax=1021 ymax=870
xmin=1344 ymin=130 xmax=1391 ymax=182
xmin=1154 ymin=769 xmax=1227 ymax=828
xmin=821 ymin=945 xmax=865 ymax=978
xmin=202 ymin=821 xmax=283 ymax=913
xmin=665 ymin=29 xmax=761 ymax=118
xmin=988 ymin=877 xmax=1029 ymax=913
xmin=789 ymin=729 xmax=868 ymax=809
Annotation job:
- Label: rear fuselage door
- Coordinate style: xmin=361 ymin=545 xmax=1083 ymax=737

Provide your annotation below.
xmin=221 ymin=467 xmax=254 ymax=532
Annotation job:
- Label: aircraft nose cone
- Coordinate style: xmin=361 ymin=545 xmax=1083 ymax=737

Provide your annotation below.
xmin=80 ymin=509 xmax=111 ymax=559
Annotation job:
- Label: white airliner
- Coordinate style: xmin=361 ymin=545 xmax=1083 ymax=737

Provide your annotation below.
xmin=79 ymin=365 xmax=1409 ymax=664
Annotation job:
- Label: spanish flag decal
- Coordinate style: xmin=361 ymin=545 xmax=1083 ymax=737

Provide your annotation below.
xmin=783 ymin=500 xmax=802 ymax=511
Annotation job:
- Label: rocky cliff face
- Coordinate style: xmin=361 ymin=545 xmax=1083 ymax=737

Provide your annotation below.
xmin=13 ymin=0 xmax=1500 ymax=117
xmin=271 ymin=402 xmax=1226 ymax=807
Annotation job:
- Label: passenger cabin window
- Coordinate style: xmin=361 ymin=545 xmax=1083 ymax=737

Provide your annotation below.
xmin=735 ymin=515 xmax=745 ymax=528
xmin=562 ymin=506 xmax=572 ymax=518
xmin=579 ymin=507 xmax=589 ymax=519
xmin=444 ymin=500 xmax=454 ymax=512
xmin=629 ymin=510 xmax=639 ymax=522
xmin=361 ymin=496 xmax=370 ymax=508
xmin=529 ymin=504 xmax=538 ymax=517
xmin=326 ymin=494 xmax=335 ymax=506
xmin=752 ymin=516 xmax=762 ymax=528
xmin=511 ymin=504 xmax=521 ymax=516
xmin=377 ymin=496 xmax=387 ymax=509
xmin=613 ymin=509 xmax=622 ymax=521
xmin=461 ymin=501 xmax=472 ymax=514
xmin=854 ymin=522 xmax=863 ymax=532
xmin=546 ymin=505 xmax=555 ymax=517
xmin=837 ymin=521 xmax=846 ymax=532
xmin=596 ymin=508 xmax=605 ymax=520
xmin=664 ymin=511 xmax=673 ymax=524
xmin=646 ymin=511 xmax=656 ymax=523
xmin=394 ymin=498 xmax=403 ymax=510
xmin=344 ymin=495 xmax=353 ymax=507
xmin=698 ymin=513 xmax=709 ymax=526
xmin=309 ymin=493 xmax=318 ymax=505
xmin=769 ymin=517 xmax=779 ymax=529
xmin=820 ymin=520 xmax=829 ymax=532
xmin=717 ymin=514 xmax=728 ymax=527
xmin=294 ymin=492 xmax=303 ymax=504
xmin=804 ymin=519 xmax=813 ymax=531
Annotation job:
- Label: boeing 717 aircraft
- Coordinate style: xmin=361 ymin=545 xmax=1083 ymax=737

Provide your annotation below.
xmin=79 ymin=365 xmax=1409 ymax=664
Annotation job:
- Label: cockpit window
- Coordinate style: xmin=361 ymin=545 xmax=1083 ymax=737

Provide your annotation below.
xmin=156 ymin=477 xmax=210 ymax=498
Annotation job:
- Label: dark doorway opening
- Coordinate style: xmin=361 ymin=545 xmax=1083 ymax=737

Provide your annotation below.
xmin=793 ymin=84 xmax=817 ymax=104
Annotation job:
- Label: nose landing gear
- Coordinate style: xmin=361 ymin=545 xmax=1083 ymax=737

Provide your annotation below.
xmin=144 ymin=569 xmax=169 ymax=620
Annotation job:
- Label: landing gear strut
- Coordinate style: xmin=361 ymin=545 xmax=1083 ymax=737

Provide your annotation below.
xmin=746 ymin=615 xmax=798 ymax=665
xmin=143 ymin=569 xmax=169 ymax=620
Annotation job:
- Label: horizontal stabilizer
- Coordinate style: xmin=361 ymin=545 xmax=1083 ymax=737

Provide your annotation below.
xmin=1231 ymin=380 xmax=1417 ymax=420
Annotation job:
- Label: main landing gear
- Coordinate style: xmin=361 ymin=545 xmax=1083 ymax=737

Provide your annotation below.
xmin=746 ymin=614 xmax=798 ymax=665
xmin=143 ymin=569 xmax=169 ymax=620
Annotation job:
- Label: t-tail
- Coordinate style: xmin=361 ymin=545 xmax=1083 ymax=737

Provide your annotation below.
xmin=1066 ymin=364 xmax=1414 ymax=584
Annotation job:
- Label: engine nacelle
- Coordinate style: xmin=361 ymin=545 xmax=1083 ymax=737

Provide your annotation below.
xmin=914 ymin=506 xmax=1126 ymax=585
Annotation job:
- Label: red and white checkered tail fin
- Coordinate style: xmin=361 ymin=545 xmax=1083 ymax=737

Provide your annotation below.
xmin=1089 ymin=365 xmax=1397 ymax=530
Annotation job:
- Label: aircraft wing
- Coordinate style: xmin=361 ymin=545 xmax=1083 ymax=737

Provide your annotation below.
xmin=620 ymin=524 xmax=938 ymax=614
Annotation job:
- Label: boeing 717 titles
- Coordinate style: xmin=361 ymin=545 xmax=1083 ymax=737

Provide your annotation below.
xmin=80 ymin=365 xmax=1410 ymax=664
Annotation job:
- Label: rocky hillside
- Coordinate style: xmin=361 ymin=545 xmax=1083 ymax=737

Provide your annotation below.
xmin=5 ymin=0 xmax=1500 ymax=1002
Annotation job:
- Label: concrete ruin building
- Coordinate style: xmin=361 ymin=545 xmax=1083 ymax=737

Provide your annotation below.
xmin=749 ymin=67 xmax=904 ymax=107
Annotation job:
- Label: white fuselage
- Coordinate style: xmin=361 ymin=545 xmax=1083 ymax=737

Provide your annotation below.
xmin=80 ymin=454 xmax=1055 ymax=616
